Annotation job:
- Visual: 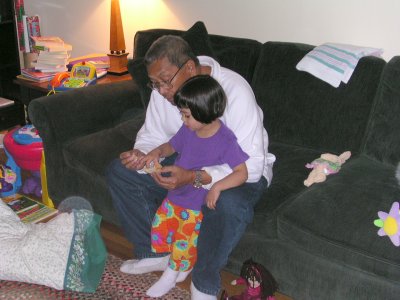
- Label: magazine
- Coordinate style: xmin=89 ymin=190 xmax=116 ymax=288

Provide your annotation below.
xmin=23 ymin=15 xmax=41 ymax=53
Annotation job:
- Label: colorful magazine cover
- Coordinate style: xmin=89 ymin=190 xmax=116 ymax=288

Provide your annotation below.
xmin=23 ymin=15 xmax=41 ymax=52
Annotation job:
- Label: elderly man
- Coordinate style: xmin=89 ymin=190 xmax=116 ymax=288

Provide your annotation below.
xmin=106 ymin=35 xmax=275 ymax=299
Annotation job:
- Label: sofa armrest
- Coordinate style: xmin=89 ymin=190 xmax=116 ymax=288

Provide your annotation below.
xmin=29 ymin=80 xmax=142 ymax=144
xmin=28 ymin=80 xmax=143 ymax=202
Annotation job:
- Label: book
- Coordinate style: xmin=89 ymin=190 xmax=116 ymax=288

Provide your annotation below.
xmin=20 ymin=68 xmax=56 ymax=82
xmin=20 ymin=205 xmax=58 ymax=223
xmin=2 ymin=194 xmax=58 ymax=223
xmin=68 ymin=53 xmax=110 ymax=70
xmin=6 ymin=196 xmax=39 ymax=214
xmin=31 ymin=36 xmax=72 ymax=52
xmin=17 ymin=205 xmax=40 ymax=219
xmin=22 ymin=15 xmax=41 ymax=53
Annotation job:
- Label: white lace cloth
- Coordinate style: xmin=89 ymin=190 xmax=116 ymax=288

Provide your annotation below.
xmin=0 ymin=200 xmax=74 ymax=290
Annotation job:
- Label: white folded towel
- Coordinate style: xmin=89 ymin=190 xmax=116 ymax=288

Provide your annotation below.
xmin=296 ymin=43 xmax=383 ymax=87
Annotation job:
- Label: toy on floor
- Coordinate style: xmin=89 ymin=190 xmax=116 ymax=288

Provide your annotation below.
xmin=3 ymin=125 xmax=43 ymax=198
xmin=21 ymin=170 xmax=42 ymax=198
xmin=0 ymin=150 xmax=21 ymax=197
xmin=220 ymin=258 xmax=278 ymax=300
xmin=374 ymin=201 xmax=400 ymax=246
xmin=12 ymin=124 xmax=42 ymax=145
xmin=0 ymin=164 xmax=17 ymax=194
xmin=304 ymin=151 xmax=351 ymax=187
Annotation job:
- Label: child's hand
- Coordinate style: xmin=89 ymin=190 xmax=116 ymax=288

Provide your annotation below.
xmin=205 ymin=186 xmax=221 ymax=210
xmin=142 ymin=149 xmax=162 ymax=173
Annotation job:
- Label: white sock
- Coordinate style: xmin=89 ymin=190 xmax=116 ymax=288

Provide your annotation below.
xmin=190 ymin=281 xmax=217 ymax=300
xmin=146 ymin=267 xmax=179 ymax=297
xmin=119 ymin=255 xmax=170 ymax=274
xmin=176 ymin=269 xmax=192 ymax=283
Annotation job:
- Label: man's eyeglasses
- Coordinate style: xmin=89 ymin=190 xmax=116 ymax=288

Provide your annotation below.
xmin=147 ymin=60 xmax=189 ymax=91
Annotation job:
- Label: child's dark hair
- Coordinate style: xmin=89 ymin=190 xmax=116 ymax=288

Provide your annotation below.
xmin=174 ymin=75 xmax=226 ymax=124
xmin=240 ymin=258 xmax=278 ymax=298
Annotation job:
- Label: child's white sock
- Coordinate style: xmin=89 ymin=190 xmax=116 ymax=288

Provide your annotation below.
xmin=120 ymin=255 xmax=169 ymax=274
xmin=191 ymin=281 xmax=217 ymax=300
xmin=146 ymin=267 xmax=179 ymax=297
xmin=176 ymin=269 xmax=192 ymax=282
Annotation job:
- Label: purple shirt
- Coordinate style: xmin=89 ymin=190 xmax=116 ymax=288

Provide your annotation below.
xmin=168 ymin=121 xmax=249 ymax=210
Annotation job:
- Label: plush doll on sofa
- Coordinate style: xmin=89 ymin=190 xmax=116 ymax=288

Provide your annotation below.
xmin=304 ymin=151 xmax=351 ymax=187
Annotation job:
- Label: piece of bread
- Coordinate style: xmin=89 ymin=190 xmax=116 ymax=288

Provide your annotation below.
xmin=143 ymin=161 xmax=162 ymax=174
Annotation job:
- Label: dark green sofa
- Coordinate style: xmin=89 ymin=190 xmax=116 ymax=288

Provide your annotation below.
xmin=29 ymin=23 xmax=400 ymax=299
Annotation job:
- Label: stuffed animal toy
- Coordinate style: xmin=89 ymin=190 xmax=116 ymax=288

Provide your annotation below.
xmin=220 ymin=258 xmax=278 ymax=300
xmin=21 ymin=170 xmax=42 ymax=198
xmin=304 ymin=151 xmax=351 ymax=187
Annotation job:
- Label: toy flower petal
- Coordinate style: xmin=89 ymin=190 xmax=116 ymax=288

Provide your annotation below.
xmin=389 ymin=202 xmax=400 ymax=216
xmin=378 ymin=211 xmax=388 ymax=220
xmin=388 ymin=234 xmax=400 ymax=246
xmin=377 ymin=228 xmax=387 ymax=236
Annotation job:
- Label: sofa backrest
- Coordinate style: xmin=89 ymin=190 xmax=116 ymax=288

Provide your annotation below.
xmin=252 ymin=41 xmax=386 ymax=154
xmin=363 ymin=56 xmax=400 ymax=165
xmin=133 ymin=28 xmax=262 ymax=84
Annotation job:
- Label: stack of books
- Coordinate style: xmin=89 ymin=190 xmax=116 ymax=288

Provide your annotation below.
xmin=31 ymin=36 xmax=72 ymax=73
xmin=18 ymin=36 xmax=72 ymax=82
xmin=19 ymin=68 xmax=57 ymax=82
xmin=2 ymin=194 xmax=58 ymax=223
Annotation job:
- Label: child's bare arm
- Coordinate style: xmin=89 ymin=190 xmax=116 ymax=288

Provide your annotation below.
xmin=206 ymin=163 xmax=248 ymax=209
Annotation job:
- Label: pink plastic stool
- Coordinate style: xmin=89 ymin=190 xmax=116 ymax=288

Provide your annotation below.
xmin=3 ymin=127 xmax=43 ymax=198
xmin=3 ymin=128 xmax=43 ymax=171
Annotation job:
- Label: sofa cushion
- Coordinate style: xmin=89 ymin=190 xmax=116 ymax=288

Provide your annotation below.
xmin=278 ymin=155 xmax=400 ymax=281
xmin=128 ymin=21 xmax=216 ymax=107
xmin=364 ymin=56 xmax=400 ymax=165
xmin=208 ymin=35 xmax=261 ymax=84
xmin=252 ymin=42 xmax=386 ymax=154
xmin=64 ymin=111 xmax=145 ymax=174
xmin=133 ymin=21 xmax=215 ymax=59
xmin=247 ymin=142 xmax=321 ymax=238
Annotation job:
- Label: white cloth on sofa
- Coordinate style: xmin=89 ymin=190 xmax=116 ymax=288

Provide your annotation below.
xmin=296 ymin=43 xmax=383 ymax=87
xmin=0 ymin=200 xmax=107 ymax=292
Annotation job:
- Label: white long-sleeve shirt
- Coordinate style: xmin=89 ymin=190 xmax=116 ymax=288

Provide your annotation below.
xmin=134 ymin=56 xmax=275 ymax=187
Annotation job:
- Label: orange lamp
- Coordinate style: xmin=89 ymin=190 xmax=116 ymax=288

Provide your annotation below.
xmin=107 ymin=0 xmax=129 ymax=75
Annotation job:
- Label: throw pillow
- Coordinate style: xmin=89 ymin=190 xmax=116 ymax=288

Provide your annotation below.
xmin=181 ymin=20 xmax=215 ymax=57
xmin=128 ymin=21 xmax=216 ymax=107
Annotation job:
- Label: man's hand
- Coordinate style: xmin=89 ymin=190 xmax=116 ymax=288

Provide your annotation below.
xmin=120 ymin=149 xmax=146 ymax=170
xmin=151 ymin=165 xmax=194 ymax=190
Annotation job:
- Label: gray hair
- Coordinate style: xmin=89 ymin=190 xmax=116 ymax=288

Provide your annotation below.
xmin=144 ymin=35 xmax=199 ymax=67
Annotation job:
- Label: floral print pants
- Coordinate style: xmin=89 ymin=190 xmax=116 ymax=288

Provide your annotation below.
xmin=151 ymin=198 xmax=203 ymax=271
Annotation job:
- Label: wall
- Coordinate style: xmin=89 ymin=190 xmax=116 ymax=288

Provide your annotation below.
xmin=23 ymin=0 xmax=400 ymax=61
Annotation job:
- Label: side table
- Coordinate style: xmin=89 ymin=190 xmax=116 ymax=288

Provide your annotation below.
xmin=13 ymin=73 xmax=132 ymax=120
xmin=0 ymin=102 xmax=25 ymax=130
